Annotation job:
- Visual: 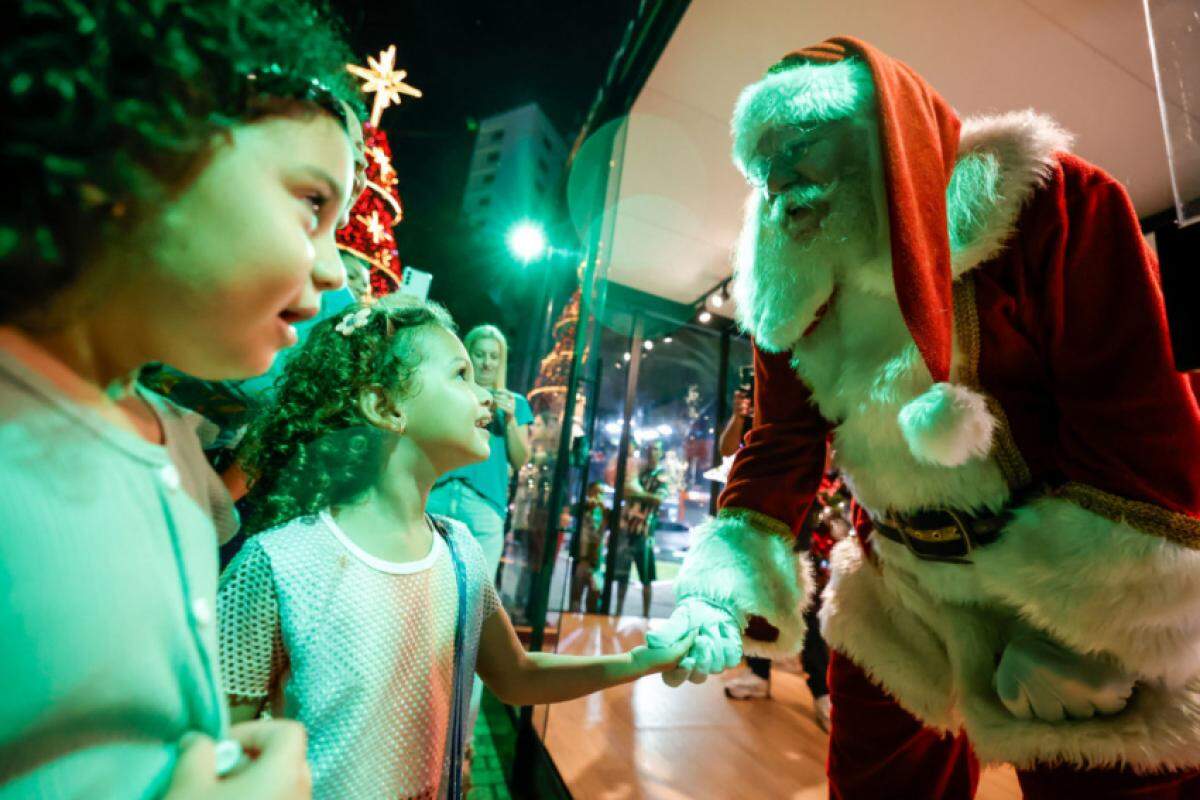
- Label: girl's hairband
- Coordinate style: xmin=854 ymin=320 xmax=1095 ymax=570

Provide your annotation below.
xmin=244 ymin=64 xmax=353 ymax=131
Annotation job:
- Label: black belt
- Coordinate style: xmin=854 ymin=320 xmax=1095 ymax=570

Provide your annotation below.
xmin=872 ymin=506 xmax=1012 ymax=564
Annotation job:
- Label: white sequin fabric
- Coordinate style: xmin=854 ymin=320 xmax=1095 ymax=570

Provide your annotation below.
xmin=218 ymin=511 xmax=500 ymax=799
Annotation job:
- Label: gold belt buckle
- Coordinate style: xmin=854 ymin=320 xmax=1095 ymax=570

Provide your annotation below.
xmin=906 ymin=525 xmax=959 ymax=544
xmin=891 ymin=510 xmax=973 ymax=561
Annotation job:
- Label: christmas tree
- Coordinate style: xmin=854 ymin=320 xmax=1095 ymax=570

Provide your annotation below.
xmin=529 ymin=288 xmax=581 ymax=414
xmin=528 ymin=288 xmax=591 ymax=448
xmin=338 ymin=45 xmax=422 ymax=297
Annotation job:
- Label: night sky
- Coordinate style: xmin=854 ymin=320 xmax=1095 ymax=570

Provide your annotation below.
xmin=331 ymin=1 xmax=638 ymax=331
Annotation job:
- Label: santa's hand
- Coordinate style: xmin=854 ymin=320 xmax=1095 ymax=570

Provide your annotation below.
xmin=994 ymin=632 xmax=1134 ymax=722
xmin=645 ymin=599 xmax=741 ymax=687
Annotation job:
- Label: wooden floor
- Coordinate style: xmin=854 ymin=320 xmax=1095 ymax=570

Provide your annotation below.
xmin=542 ymin=614 xmax=1021 ymax=800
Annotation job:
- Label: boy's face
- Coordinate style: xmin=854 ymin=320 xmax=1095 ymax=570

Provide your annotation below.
xmin=133 ymin=112 xmax=358 ymax=379
xmin=402 ymin=325 xmax=495 ymax=474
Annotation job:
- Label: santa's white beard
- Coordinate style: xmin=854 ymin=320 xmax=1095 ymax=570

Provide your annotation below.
xmin=734 ymin=177 xmax=888 ymax=352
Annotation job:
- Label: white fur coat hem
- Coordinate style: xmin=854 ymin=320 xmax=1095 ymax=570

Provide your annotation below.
xmin=821 ymin=500 xmax=1200 ymax=771
xmin=972 ymin=495 xmax=1200 ymax=688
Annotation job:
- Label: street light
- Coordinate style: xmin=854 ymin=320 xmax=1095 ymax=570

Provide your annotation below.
xmin=506 ymin=221 xmax=548 ymax=264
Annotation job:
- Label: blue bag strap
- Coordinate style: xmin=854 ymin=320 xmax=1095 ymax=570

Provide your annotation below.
xmin=431 ymin=514 xmax=470 ymax=800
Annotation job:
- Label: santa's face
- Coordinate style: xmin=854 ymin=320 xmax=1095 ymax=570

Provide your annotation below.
xmin=733 ymin=107 xmax=892 ymax=353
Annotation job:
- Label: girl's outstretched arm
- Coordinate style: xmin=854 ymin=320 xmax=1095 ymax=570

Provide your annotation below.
xmin=475 ymin=608 xmax=693 ymax=706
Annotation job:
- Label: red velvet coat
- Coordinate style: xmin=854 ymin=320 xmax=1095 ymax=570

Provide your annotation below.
xmin=721 ymin=152 xmax=1200 ymax=545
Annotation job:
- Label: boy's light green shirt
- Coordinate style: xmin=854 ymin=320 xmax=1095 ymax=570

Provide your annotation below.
xmin=0 ymin=349 xmax=228 ymax=799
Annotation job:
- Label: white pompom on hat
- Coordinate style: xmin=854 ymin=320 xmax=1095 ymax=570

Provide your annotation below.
xmin=897 ymin=382 xmax=996 ymax=467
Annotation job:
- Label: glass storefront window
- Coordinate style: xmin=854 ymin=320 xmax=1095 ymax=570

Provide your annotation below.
xmin=507 ymin=314 xmax=752 ymax=623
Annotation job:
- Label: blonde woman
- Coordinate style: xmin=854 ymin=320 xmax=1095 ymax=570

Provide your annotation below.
xmin=428 ymin=324 xmax=532 ymax=578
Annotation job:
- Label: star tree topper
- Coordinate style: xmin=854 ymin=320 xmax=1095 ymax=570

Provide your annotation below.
xmin=346 ymin=44 xmax=423 ymax=127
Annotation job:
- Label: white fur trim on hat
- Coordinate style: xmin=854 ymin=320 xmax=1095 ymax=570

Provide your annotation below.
xmin=897 ymin=382 xmax=996 ymax=467
xmin=948 ymin=110 xmax=1074 ymax=276
xmin=675 ymin=508 xmax=813 ymax=659
xmin=731 ymin=59 xmax=875 ymax=176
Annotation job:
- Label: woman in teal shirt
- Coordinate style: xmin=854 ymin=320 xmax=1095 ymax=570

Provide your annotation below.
xmin=428 ymin=325 xmax=532 ymax=581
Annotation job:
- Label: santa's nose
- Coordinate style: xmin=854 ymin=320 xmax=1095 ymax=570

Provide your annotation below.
xmin=766 ymin=167 xmax=802 ymax=198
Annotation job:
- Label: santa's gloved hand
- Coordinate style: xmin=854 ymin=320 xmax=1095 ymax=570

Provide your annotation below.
xmin=994 ymin=632 xmax=1135 ymax=722
xmin=645 ymin=598 xmax=742 ymax=687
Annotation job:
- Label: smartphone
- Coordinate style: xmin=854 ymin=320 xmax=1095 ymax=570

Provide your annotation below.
xmin=738 ymin=365 xmax=754 ymax=396
xmin=487 ymin=394 xmax=505 ymax=435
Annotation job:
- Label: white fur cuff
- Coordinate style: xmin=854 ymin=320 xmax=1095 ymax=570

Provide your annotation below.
xmin=674 ymin=509 xmax=812 ymax=658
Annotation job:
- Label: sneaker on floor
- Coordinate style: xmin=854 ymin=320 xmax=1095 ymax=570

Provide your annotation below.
xmin=724 ymin=672 xmax=770 ymax=700
xmin=813 ymin=694 xmax=831 ymax=732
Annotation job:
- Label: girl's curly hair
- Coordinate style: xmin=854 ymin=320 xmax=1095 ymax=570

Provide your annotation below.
xmin=1 ymin=0 xmax=366 ymax=323
xmin=239 ymin=297 xmax=457 ymax=534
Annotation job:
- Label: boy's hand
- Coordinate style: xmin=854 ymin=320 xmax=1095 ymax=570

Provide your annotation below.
xmin=164 ymin=720 xmax=311 ymax=800
xmin=631 ymin=631 xmax=696 ymax=675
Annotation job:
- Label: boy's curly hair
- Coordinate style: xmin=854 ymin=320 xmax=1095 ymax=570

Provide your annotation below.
xmin=239 ymin=298 xmax=456 ymax=534
xmin=1 ymin=0 xmax=366 ymax=323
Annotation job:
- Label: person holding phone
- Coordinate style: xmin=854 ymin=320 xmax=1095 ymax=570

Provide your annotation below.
xmin=429 ymin=325 xmax=532 ymax=581
xmin=718 ymin=366 xmax=756 ymax=460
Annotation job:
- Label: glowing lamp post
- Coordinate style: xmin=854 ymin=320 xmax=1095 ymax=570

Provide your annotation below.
xmin=506 ymin=221 xmax=548 ymax=264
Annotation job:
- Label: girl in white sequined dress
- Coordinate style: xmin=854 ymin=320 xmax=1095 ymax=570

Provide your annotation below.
xmin=218 ymin=298 xmax=691 ymax=799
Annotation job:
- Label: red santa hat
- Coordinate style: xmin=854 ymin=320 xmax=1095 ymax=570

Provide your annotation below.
xmin=772 ymin=37 xmax=962 ymax=384
xmin=730 ymin=38 xmax=997 ymax=466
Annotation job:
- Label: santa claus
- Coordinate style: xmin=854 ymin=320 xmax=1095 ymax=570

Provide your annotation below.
xmin=647 ymin=37 xmax=1200 ymax=798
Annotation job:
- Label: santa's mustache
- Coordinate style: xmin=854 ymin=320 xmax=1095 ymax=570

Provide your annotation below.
xmin=766 ymin=181 xmax=838 ymax=225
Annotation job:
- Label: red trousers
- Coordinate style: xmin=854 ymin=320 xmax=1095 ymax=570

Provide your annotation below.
xmin=827 ymin=650 xmax=1200 ymax=799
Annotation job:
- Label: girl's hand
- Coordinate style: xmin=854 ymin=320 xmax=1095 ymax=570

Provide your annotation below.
xmin=630 ymin=631 xmax=697 ymax=675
